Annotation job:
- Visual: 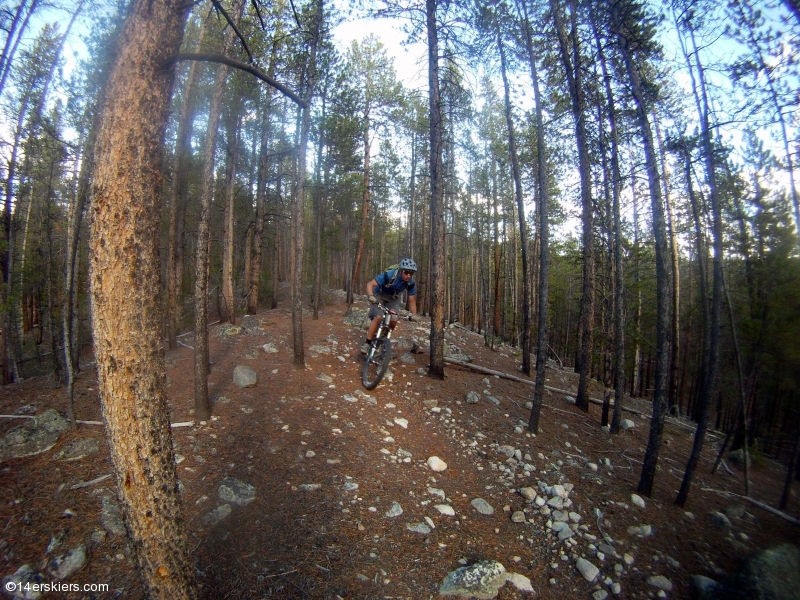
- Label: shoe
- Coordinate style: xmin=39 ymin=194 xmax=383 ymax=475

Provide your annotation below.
xmin=360 ymin=342 xmax=371 ymax=355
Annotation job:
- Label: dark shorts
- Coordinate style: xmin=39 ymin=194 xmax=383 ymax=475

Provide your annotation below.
xmin=368 ymin=293 xmax=401 ymax=320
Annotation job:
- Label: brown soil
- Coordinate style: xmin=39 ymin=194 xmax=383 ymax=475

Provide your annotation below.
xmin=1 ymin=290 xmax=797 ymax=599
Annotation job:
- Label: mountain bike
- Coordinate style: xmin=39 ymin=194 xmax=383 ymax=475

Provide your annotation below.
xmin=361 ymin=303 xmax=395 ymax=390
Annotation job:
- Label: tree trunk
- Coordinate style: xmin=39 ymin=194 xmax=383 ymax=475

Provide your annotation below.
xmin=167 ymin=20 xmax=206 ymax=347
xmin=614 ymin=16 xmax=672 ymax=498
xmin=552 ymin=0 xmax=593 ymax=412
xmin=426 ymin=0 xmax=446 ymax=379
xmin=518 ymin=0 xmax=549 ymax=433
xmin=194 ymin=0 xmax=244 ymax=419
xmin=497 ymin=23 xmax=531 ymax=376
xmin=221 ymin=113 xmax=241 ymax=324
xmin=291 ymin=0 xmax=322 ymax=367
xmin=89 ymin=0 xmax=196 ymax=597
xmin=349 ymin=120 xmax=371 ymax=306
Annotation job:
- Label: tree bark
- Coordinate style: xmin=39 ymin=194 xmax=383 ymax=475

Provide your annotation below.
xmin=167 ymin=19 xmax=206 ymax=348
xmin=552 ymin=0 xmax=593 ymax=412
xmin=427 ymin=0 xmax=446 ymax=379
xmin=89 ymin=0 xmax=196 ymax=597
xmin=614 ymin=12 xmax=672 ymax=497
xmin=221 ymin=113 xmax=242 ymax=324
xmin=497 ymin=22 xmax=531 ymax=376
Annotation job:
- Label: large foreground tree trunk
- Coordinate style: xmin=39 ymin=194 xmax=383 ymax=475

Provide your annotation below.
xmin=89 ymin=0 xmax=196 ymax=598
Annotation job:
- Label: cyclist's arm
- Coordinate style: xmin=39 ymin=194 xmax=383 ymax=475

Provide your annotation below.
xmin=366 ymin=278 xmax=379 ymax=297
xmin=408 ymin=295 xmax=417 ymax=315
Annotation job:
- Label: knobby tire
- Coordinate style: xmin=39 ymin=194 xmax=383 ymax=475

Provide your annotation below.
xmin=362 ymin=338 xmax=392 ymax=390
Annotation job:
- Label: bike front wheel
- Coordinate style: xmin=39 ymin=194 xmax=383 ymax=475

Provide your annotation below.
xmin=361 ymin=338 xmax=392 ymax=390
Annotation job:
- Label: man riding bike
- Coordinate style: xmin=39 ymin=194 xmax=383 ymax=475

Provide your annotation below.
xmin=361 ymin=258 xmax=419 ymax=354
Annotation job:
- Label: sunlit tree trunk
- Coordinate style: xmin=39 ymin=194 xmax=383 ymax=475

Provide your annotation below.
xmin=89 ymin=0 xmax=196 ymax=596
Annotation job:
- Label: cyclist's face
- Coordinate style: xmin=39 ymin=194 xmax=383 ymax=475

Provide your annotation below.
xmin=402 ymin=270 xmax=414 ymax=280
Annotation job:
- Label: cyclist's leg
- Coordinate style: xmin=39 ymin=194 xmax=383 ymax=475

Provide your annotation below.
xmin=385 ymin=297 xmax=401 ymax=331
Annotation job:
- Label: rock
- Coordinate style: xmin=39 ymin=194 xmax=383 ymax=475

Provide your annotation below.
xmin=435 ymin=504 xmax=456 ymax=516
xmin=647 ymin=575 xmax=673 ymax=591
xmin=576 ymin=557 xmax=599 ymax=582
xmin=2 ymin=564 xmax=45 ymax=599
xmin=428 ymin=487 xmax=446 ymax=500
xmin=511 ymin=511 xmax=526 ymax=523
xmin=726 ymin=449 xmax=751 ymax=469
xmin=631 ymin=494 xmax=646 ymax=509
xmin=0 ymin=409 xmax=70 ymax=462
xmin=504 ymin=572 xmax=534 ymax=594
xmin=385 ymin=502 xmax=403 ymax=518
xmin=722 ymin=503 xmax=746 ymax=520
xmin=486 ymin=396 xmax=501 ymax=406
xmin=471 ymin=498 xmax=495 ymax=515
xmin=709 ymin=511 xmax=732 ymax=530
xmin=343 ymin=307 xmax=370 ymax=329
xmin=233 ymin=365 xmax=258 ymax=388
xmin=546 ymin=496 xmax=564 ymax=510
xmin=592 ymin=590 xmax=609 ymax=600
xmin=439 ymin=560 xmax=507 ymax=599
xmin=427 ymin=456 xmax=448 ymax=472
xmin=497 ymin=445 xmax=516 ymax=458
xmin=627 ymin=524 xmax=652 ymax=537
xmin=220 ymin=324 xmax=243 ymax=336
xmin=298 ymin=483 xmax=321 ymax=492
xmin=690 ymin=575 xmax=721 ymax=597
xmin=262 ymin=343 xmax=279 ymax=353
xmin=55 ymin=438 xmax=100 ymax=462
xmin=466 ymin=391 xmax=481 ymax=404
xmin=564 ymin=396 xmax=576 ymax=404
xmin=218 ymin=477 xmax=256 ymax=506
xmin=519 ymin=487 xmax=537 ymax=501
xmin=317 ymin=373 xmax=333 ymax=384
xmin=47 ymin=545 xmax=88 ymax=580
xmin=100 ymin=495 xmax=126 ymax=536
xmin=620 ymin=419 xmax=635 ymax=430
xmin=393 ymin=418 xmax=408 ymax=429
xmin=309 ymin=344 xmax=331 ymax=355
xmin=692 ymin=543 xmax=800 ymax=600
xmin=422 ymin=399 xmax=438 ymax=408
xmin=406 ymin=522 xmax=431 ymax=534
xmin=202 ymin=504 xmax=232 ymax=526
xmin=240 ymin=315 xmax=262 ymax=329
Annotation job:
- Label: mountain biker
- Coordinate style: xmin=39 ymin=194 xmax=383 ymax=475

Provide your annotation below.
xmin=361 ymin=258 xmax=419 ymax=355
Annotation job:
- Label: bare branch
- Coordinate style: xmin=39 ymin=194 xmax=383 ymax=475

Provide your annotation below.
xmin=209 ymin=0 xmax=253 ymax=62
xmin=174 ymin=53 xmax=306 ymax=108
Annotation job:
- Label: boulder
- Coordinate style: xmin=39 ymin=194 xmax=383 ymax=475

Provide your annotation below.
xmin=439 ymin=560 xmax=507 ymax=599
xmin=692 ymin=543 xmax=800 ymax=600
xmin=233 ymin=365 xmax=258 ymax=388
xmin=0 ymin=410 xmax=70 ymax=462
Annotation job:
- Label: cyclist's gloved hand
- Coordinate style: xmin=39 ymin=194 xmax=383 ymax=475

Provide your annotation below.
xmin=368 ymin=295 xmax=377 ymax=304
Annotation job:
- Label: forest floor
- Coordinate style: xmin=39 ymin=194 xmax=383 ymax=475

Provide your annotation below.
xmin=0 ymin=287 xmax=797 ymax=600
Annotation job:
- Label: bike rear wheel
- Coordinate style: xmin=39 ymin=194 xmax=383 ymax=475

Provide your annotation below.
xmin=361 ymin=338 xmax=392 ymax=390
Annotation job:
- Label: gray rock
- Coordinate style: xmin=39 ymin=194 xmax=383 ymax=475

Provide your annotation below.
xmin=547 ymin=496 xmax=564 ymax=510
xmin=511 ymin=511 xmax=526 ymax=523
xmin=505 ymin=572 xmax=533 ymax=593
xmin=317 ymin=373 xmax=334 ymax=384
xmin=233 ymin=365 xmax=258 ymax=388
xmin=298 ymin=483 xmax=322 ymax=491
xmin=262 ymin=343 xmax=279 ymax=353
xmin=399 ymin=353 xmax=415 ymax=364
xmin=202 ymin=504 xmax=232 ymax=526
xmin=576 ymin=557 xmax=599 ymax=582
xmin=406 ymin=522 xmax=431 ymax=534
xmin=47 ymin=545 xmax=87 ymax=580
xmin=519 ymin=487 xmax=537 ymax=501
xmin=647 ymin=575 xmax=673 ymax=591
xmin=0 ymin=409 xmax=70 ymax=462
xmin=557 ymin=527 xmax=574 ymax=541
xmin=343 ymin=307 xmax=370 ymax=329
xmin=722 ymin=503 xmax=746 ymax=520
xmin=631 ymin=494 xmax=646 ymax=509
xmin=439 ymin=560 xmax=507 ymax=599
xmin=55 ymin=438 xmax=100 ymax=462
xmin=218 ymin=477 xmax=256 ymax=506
xmin=592 ymin=590 xmax=609 ymax=600
xmin=2 ymin=564 xmax=45 ymax=599
xmin=309 ymin=345 xmax=331 ymax=355
xmin=497 ymin=445 xmax=516 ymax=458
xmin=709 ymin=511 xmax=732 ymax=530
xmin=385 ymin=502 xmax=403 ymax=518
xmin=564 ymin=396 xmax=576 ymax=404
xmin=240 ymin=315 xmax=262 ymax=329
xmin=100 ymin=495 xmax=126 ymax=536
xmin=466 ymin=391 xmax=481 ymax=404
xmin=486 ymin=396 xmax=501 ymax=406
xmin=620 ymin=419 xmax=635 ymax=430
xmin=692 ymin=543 xmax=800 ymax=600
xmin=471 ymin=497 xmax=495 ymax=515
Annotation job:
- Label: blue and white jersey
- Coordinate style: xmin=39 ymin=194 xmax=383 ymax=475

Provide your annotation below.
xmin=373 ymin=269 xmax=416 ymax=297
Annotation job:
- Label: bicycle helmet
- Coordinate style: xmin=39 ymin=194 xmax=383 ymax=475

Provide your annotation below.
xmin=399 ymin=258 xmax=417 ymax=272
